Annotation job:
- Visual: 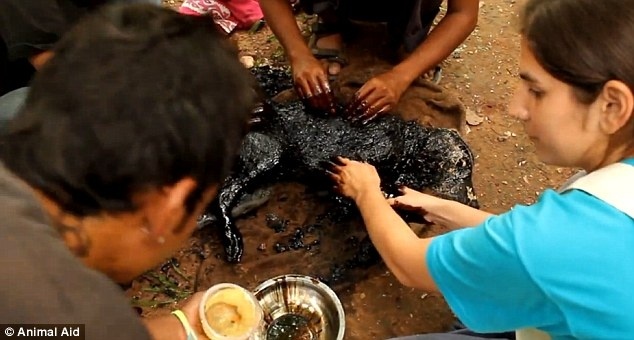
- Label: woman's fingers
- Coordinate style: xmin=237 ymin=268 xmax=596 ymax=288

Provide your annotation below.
xmin=335 ymin=156 xmax=350 ymax=165
xmin=399 ymin=186 xmax=417 ymax=194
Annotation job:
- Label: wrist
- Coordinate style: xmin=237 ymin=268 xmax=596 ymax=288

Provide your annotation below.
xmin=426 ymin=197 xmax=463 ymax=228
xmin=143 ymin=314 xmax=191 ymax=340
xmin=172 ymin=310 xmax=198 ymax=340
xmin=288 ymin=46 xmax=314 ymax=63
xmin=426 ymin=195 xmax=449 ymax=214
xmin=390 ymin=64 xmax=417 ymax=86
xmin=354 ymin=188 xmax=385 ymax=207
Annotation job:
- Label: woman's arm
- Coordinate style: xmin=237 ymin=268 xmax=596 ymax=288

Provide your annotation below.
xmin=354 ymin=188 xmax=438 ymax=291
xmin=329 ymin=158 xmax=494 ymax=291
xmin=388 ymin=187 xmax=494 ymax=229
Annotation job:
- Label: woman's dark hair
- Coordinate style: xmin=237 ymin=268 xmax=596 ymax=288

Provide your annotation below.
xmin=0 ymin=4 xmax=256 ymax=217
xmin=520 ymin=0 xmax=634 ymax=104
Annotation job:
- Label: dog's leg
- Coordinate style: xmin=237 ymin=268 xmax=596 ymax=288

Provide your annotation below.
xmin=207 ymin=132 xmax=284 ymax=262
xmin=210 ymin=175 xmax=251 ymax=263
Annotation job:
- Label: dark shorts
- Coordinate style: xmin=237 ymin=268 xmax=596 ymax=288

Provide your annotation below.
xmin=300 ymin=0 xmax=443 ymax=51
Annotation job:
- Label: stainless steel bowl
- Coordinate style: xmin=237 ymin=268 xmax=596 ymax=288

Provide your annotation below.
xmin=253 ymin=274 xmax=345 ymax=340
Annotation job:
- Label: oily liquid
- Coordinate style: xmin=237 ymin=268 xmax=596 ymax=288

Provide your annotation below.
xmin=266 ymin=314 xmax=314 ymax=340
xmin=205 ymin=287 xmax=258 ymax=337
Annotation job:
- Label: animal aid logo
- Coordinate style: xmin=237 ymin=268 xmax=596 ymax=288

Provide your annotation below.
xmin=0 ymin=324 xmax=84 ymax=339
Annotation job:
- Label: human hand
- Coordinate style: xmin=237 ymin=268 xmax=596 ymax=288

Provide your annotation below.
xmin=345 ymin=70 xmax=409 ymax=123
xmin=326 ymin=157 xmax=382 ymax=202
xmin=291 ymin=56 xmax=336 ymax=114
xmin=176 ymin=292 xmax=207 ymax=339
xmin=387 ymin=187 xmax=441 ymax=218
xmin=143 ymin=292 xmax=208 ymax=340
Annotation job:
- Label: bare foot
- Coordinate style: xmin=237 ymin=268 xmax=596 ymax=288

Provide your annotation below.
xmin=314 ymin=33 xmax=344 ymax=76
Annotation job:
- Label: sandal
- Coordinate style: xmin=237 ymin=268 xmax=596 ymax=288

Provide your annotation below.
xmin=307 ymin=22 xmax=348 ymax=80
xmin=427 ymin=65 xmax=442 ymax=84
xmin=415 ymin=65 xmax=443 ymax=85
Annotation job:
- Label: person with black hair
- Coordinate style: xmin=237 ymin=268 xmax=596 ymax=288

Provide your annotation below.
xmin=259 ymin=0 xmax=478 ymax=122
xmin=0 ymin=4 xmax=256 ymax=339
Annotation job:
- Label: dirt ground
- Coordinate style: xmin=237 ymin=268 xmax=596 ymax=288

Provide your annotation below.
xmin=127 ymin=1 xmax=576 ymax=338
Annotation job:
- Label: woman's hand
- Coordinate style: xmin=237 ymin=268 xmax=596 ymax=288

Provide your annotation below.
xmin=327 ymin=157 xmax=382 ymax=202
xmin=388 ymin=187 xmax=491 ymax=229
xmin=387 ymin=187 xmax=443 ymax=219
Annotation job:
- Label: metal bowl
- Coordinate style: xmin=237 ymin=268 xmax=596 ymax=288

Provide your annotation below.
xmin=253 ymin=274 xmax=345 ymax=340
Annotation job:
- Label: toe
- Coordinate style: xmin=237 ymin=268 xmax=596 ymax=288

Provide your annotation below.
xmin=328 ymin=61 xmax=342 ymax=76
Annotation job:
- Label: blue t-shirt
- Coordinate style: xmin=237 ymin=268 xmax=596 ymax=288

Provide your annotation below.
xmin=427 ymin=158 xmax=634 ymax=339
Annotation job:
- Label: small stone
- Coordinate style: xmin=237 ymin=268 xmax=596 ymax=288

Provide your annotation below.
xmin=466 ymin=109 xmax=485 ymax=126
xmin=274 ymin=243 xmax=288 ymax=253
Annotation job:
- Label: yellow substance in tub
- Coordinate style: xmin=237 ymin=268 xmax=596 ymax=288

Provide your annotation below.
xmin=205 ymin=288 xmax=257 ymax=337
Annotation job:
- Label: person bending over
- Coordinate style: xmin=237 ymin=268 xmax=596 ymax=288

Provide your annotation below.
xmin=0 ymin=4 xmax=255 ymax=339
xmin=259 ymin=0 xmax=478 ymax=121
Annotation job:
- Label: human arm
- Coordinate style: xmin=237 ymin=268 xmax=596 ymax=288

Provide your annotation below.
xmin=388 ymin=187 xmax=493 ymax=229
xmin=143 ymin=292 xmax=206 ymax=340
xmin=353 ymin=184 xmax=438 ymax=291
xmin=329 ymin=158 xmax=583 ymax=332
xmin=328 ymin=157 xmax=494 ymax=291
xmin=259 ymin=0 xmax=334 ymax=111
xmin=144 ymin=315 xmax=189 ymax=340
xmin=326 ymin=157 xmax=437 ymax=290
xmin=348 ymin=0 xmax=479 ymax=120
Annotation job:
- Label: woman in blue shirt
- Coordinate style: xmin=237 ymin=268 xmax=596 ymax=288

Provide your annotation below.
xmin=327 ymin=0 xmax=634 ymax=338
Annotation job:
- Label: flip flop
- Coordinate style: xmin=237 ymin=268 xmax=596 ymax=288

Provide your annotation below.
xmin=307 ymin=22 xmax=348 ymax=80
xmin=429 ymin=65 xmax=442 ymax=84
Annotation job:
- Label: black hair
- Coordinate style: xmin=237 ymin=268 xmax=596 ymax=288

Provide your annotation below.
xmin=0 ymin=3 xmax=256 ymax=216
